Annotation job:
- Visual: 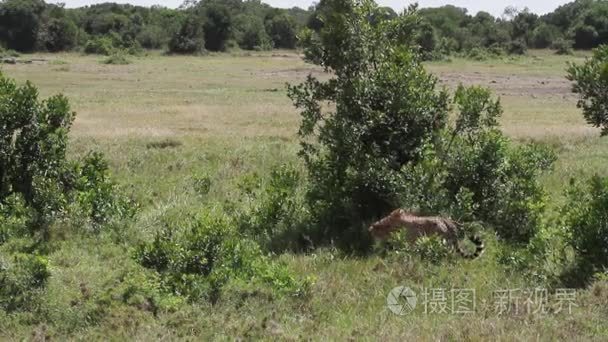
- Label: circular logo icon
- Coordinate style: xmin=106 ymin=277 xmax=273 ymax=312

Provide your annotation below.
xmin=387 ymin=286 xmax=417 ymax=315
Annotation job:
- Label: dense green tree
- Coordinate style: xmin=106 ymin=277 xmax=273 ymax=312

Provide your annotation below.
xmin=567 ymin=44 xmax=608 ymax=135
xmin=571 ymin=1 xmax=608 ymax=49
xmin=235 ymin=14 xmax=271 ymax=50
xmin=266 ymin=13 xmax=297 ymax=49
xmin=511 ymin=10 xmax=539 ymax=45
xmin=289 ymin=0 xmax=450 ymax=250
xmin=201 ymin=2 xmax=232 ymax=51
xmin=4 ymin=0 xmax=608 ymax=55
xmin=37 ymin=17 xmax=77 ymax=51
xmin=0 ymin=0 xmax=46 ymax=52
xmin=136 ymin=25 xmax=167 ymax=49
xmin=531 ymin=23 xmax=561 ymax=48
xmin=168 ymin=15 xmax=205 ymax=54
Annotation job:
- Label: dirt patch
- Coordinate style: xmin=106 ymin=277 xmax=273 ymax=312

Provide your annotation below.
xmin=260 ymin=66 xmax=324 ymax=79
xmin=437 ymin=71 xmax=575 ymax=99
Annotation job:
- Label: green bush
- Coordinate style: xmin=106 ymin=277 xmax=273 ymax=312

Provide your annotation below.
xmin=168 ymin=15 xmax=205 ymax=54
xmin=0 ymin=46 xmax=20 ymax=58
xmin=507 ymin=39 xmax=527 ymax=55
xmin=397 ymin=85 xmax=555 ymax=242
xmin=266 ymin=13 xmax=297 ymax=49
xmin=0 ymin=72 xmax=135 ymax=237
xmin=552 ymin=38 xmax=574 ymax=55
xmin=413 ymin=236 xmax=451 ymax=263
xmin=288 ymin=1 xmax=554 ymax=251
xmin=0 ymin=253 xmax=50 ymax=312
xmin=135 ymin=209 xmax=308 ymax=302
xmin=192 ymin=173 xmax=211 ymax=196
xmin=37 ymin=17 xmax=78 ymax=52
xmin=0 ymin=71 xmax=75 ymax=227
xmin=69 ymin=152 xmax=137 ymax=229
xmin=561 ymin=176 xmax=608 ymax=284
xmin=567 ymin=45 xmax=608 ymax=136
xmin=442 ymin=133 xmax=555 ymax=242
xmin=289 ymin=2 xmax=449 ymax=252
xmin=235 ymin=15 xmax=272 ymax=51
xmin=0 ymin=194 xmax=31 ymax=245
xmin=237 ymin=164 xmax=309 ymax=252
xmin=84 ymin=36 xmax=114 ymax=55
xmin=136 ymin=25 xmax=168 ymax=50
xmin=464 ymin=47 xmax=492 ymax=61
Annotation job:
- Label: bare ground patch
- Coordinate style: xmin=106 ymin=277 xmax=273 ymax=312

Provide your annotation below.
xmin=437 ymin=71 xmax=575 ymax=99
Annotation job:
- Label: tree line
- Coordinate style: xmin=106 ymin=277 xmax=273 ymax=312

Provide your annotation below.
xmin=0 ymin=0 xmax=307 ymax=54
xmin=0 ymin=0 xmax=607 ymax=56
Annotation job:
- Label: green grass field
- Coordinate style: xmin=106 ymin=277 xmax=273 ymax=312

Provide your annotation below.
xmin=1 ymin=50 xmax=608 ymax=340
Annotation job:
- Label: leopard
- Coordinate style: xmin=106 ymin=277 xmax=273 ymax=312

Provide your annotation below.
xmin=368 ymin=209 xmax=485 ymax=259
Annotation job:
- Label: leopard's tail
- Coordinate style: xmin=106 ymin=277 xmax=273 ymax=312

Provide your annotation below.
xmin=457 ymin=235 xmax=485 ymax=259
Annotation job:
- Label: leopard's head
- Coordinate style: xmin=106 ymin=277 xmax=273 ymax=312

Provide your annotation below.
xmin=368 ymin=209 xmax=404 ymax=239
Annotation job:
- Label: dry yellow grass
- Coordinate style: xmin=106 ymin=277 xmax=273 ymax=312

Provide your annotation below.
xmin=3 ymin=50 xmax=593 ymax=143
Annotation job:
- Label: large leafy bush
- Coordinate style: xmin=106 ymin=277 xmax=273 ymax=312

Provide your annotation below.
xmin=0 ymin=72 xmax=74 ymax=228
xmin=288 ymin=0 xmax=555 ymax=251
xmin=289 ymin=1 xmax=449 ymax=251
xmin=0 ymin=72 xmax=134 ymax=237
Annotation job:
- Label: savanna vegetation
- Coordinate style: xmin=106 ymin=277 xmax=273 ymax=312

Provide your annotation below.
xmin=1 ymin=0 xmax=608 ymax=340
xmin=2 ymin=0 xmax=608 ymax=59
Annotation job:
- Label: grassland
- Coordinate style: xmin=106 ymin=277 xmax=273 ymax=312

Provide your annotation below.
xmin=1 ymin=50 xmax=608 ymax=340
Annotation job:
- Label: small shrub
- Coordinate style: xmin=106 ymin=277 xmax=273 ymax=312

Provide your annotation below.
xmin=237 ymin=164 xmax=309 ymax=252
xmin=443 ymin=135 xmax=555 ymax=242
xmin=442 ymin=85 xmax=555 ymax=242
xmin=552 ymin=38 xmax=573 ymax=55
xmin=0 ymin=253 xmax=50 ymax=312
xmin=561 ymin=176 xmax=608 ymax=284
xmin=398 ymin=85 xmax=556 ymax=243
xmin=135 ymin=209 xmax=308 ymax=302
xmin=84 ymin=36 xmax=115 ymax=55
xmin=0 ymin=47 xmax=19 ymax=58
xmin=567 ymin=45 xmax=608 ymax=136
xmin=69 ymin=152 xmax=137 ymax=229
xmin=487 ymin=44 xmax=506 ymax=57
xmin=101 ymin=52 xmax=131 ymax=65
xmin=464 ymin=47 xmax=491 ymax=61
xmin=96 ymin=269 xmax=184 ymax=315
xmin=413 ymin=236 xmax=451 ymax=263
xmin=192 ymin=173 xmax=212 ymax=196
xmin=0 ymin=194 xmax=31 ymax=245
xmin=507 ymin=39 xmax=527 ymax=55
